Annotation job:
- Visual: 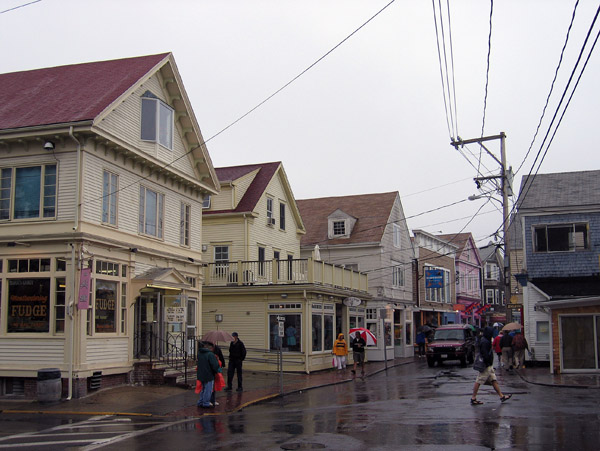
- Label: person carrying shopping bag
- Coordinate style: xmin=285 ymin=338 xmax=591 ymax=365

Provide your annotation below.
xmin=332 ymin=333 xmax=348 ymax=370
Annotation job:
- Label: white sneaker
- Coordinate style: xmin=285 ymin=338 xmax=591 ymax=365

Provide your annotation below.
xmin=214 ymin=401 xmax=219 ymax=406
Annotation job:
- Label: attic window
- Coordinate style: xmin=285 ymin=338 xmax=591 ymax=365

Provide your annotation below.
xmin=141 ymin=91 xmax=173 ymax=150
xmin=333 ymin=220 xmax=346 ymax=237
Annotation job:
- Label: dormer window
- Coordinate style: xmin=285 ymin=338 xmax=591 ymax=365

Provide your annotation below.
xmin=202 ymin=195 xmax=211 ymax=209
xmin=141 ymin=91 xmax=173 ymax=150
xmin=333 ymin=220 xmax=346 ymax=237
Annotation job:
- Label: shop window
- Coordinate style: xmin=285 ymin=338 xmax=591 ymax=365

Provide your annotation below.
xmin=312 ymin=313 xmax=322 ymax=352
xmin=120 ymin=282 xmax=127 ymax=334
xmin=95 ymin=280 xmax=117 ymax=333
xmin=56 ymin=258 xmax=67 ymax=272
xmin=269 ymin=314 xmax=301 ymax=351
xmin=96 ymin=260 xmax=119 ymax=276
xmin=55 ymin=278 xmax=66 ymax=333
xmin=7 ymin=278 xmax=50 ymax=333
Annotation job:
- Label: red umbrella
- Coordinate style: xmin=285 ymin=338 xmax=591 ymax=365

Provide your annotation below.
xmin=201 ymin=330 xmax=234 ymax=343
xmin=349 ymin=327 xmax=377 ymax=346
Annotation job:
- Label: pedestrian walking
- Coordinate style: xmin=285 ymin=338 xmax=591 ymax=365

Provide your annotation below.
xmin=196 ymin=341 xmax=220 ymax=408
xmin=351 ymin=332 xmax=366 ymax=376
xmin=500 ymin=329 xmax=514 ymax=370
xmin=204 ymin=341 xmax=226 ymax=406
xmin=225 ymin=332 xmax=246 ymax=392
xmin=416 ymin=330 xmax=426 ymax=357
xmin=492 ymin=331 xmax=503 ymax=369
xmin=471 ymin=326 xmax=512 ymax=405
xmin=332 ymin=333 xmax=348 ymax=370
xmin=511 ymin=331 xmax=529 ymax=369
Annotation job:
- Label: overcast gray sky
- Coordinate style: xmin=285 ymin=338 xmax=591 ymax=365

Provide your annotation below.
xmin=2 ymin=0 xmax=598 ymax=247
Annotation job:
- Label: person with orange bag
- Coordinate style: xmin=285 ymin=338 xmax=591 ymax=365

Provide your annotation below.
xmin=196 ymin=341 xmax=220 ymax=408
xmin=205 ymin=341 xmax=226 ymax=406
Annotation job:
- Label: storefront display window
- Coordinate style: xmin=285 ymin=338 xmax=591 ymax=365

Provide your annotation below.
xmin=95 ymin=280 xmax=117 ymax=333
xmin=269 ymin=314 xmax=301 ymax=351
xmin=7 ymin=278 xmax=50 ymax=333
xmin=312 ymin=313 xmax=322 ymax=351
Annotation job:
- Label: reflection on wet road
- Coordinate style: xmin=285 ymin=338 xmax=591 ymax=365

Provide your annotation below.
xmin=101 ymin=361 xmax=600 ymax=450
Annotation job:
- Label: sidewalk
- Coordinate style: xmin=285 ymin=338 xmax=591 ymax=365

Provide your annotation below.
xmin=0 ymin=358 xmax=598 ymax=419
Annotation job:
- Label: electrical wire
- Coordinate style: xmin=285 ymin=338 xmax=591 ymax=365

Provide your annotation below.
xmin=514 ymin=0 xmax=580 ymax=177
xmin=0 ymin=0 xmax=40 ymax=15
xmin=80 ymin=0 xmax=398 ymax=210
xmin=477 ymin=0 xmax=494 ymax=175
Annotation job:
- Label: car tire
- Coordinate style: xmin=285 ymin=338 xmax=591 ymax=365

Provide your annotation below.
xmin=427 ymin=357 xmax=435 ymax=368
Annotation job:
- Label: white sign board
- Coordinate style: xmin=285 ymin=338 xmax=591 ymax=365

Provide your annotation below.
xmin=165 ymin=306 xmax=186 ymax=323
xmin=278 ymin=321 xmax=285 ymax=338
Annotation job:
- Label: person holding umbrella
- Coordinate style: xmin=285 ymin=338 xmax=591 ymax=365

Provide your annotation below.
xmin=350 ymin=331 xmax=367 ymax=376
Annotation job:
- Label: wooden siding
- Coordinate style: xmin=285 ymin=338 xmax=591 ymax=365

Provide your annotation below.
xmin=96 ymin=74 xmax=196 ymax=179
xmin=0 ymin=149 xmax=77 ymax=223
xmin=81 ymin=152 xmax=203 ymax=253
xmin=203 ymin=220 xmax=246 ymax=262
xmin=524 ymin=286 xmax=551 ymax=362
xmin=0 ymin=338 xmax=65 ymax=367
xmin=249 ymin=171 xmax=301 ymax=260
xmin=86 ymin=337 xmax=129 ymax=364
xmin=209 ymin=185 xmax=234 ymax=211
xmin=234 ymin=169 xmax=259 ymax=207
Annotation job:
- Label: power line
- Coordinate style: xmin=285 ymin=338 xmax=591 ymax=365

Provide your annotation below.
xmin=477 ymin=0 xmax=494 ymax=175
xmin=80 ymin=0 xmax=397 ymax=209
xmin=0 ymin=0 xmax=40 ymax=15
xmin=514 ymin=0 xmax=580 ymax=177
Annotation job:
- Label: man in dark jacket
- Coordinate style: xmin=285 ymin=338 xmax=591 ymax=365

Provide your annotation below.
xmin=225 ymin=332 xmax=246 ymax=392
xmin=197 ymin=341 xmax=220 ymax=408
xmin=350 ymin=332 xmax=367 ymax=376
xmin=470 ymin=326 xmax=512 ymax=405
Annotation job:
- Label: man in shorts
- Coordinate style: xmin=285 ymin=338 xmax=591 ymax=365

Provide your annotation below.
xmin=471 ymin=326 xmax=512 ymax=405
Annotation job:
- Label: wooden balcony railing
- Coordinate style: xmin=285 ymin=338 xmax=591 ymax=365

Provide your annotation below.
xmin=204 ymin=258 xmax=368 ymax=292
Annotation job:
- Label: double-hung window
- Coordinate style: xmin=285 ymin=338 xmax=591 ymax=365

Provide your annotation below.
xmin=0 ymin=164 xmax=57 ymax=221
xmin=392 ymin=260 xmax=404 ymax=287
xmin=139 ymin=186 xmax=164 ymax=239
xmin=214 ymin=245 xmax=229 ymax=278
xmin=141 ymin=92 xmax=174 ymax=150
xmin=180 ymin=202 xmax=190 ymax=247
xmin=279 ymin=202 xmax=286 ymax=230
xmin=393 ymin=223 xmax=402 ymax=247
xmin=102 ymin=170 xmax=118 ymax=225
xmin=266 ymin=197 xmax=274 ymax=225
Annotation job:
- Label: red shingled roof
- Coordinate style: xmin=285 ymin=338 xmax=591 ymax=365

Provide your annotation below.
xmin=297 ymin=192 xmax=398 ymax=246
xmin=207 ymin=162 xmax=281 ymax=214
xmin=0 ymin=53 xmax=169 ymax=131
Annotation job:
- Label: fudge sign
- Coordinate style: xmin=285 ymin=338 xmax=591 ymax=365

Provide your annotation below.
xmin=8 ymin=278 xmax=50 ymax=333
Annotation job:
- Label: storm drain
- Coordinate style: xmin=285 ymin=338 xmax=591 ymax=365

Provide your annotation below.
xmin=281 ymin=443 xmax=326 ymax=450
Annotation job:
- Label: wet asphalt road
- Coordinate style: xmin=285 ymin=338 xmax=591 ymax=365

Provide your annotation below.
xmin=2 ymin=359 xmax=599 ymax=450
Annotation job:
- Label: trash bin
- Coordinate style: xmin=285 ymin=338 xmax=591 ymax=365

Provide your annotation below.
xmin=37 ymin=368 xmax=62 ymax=402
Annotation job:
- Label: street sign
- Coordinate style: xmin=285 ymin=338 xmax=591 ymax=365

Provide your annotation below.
xmin=506 ymin=303 xmax=523 ymax=310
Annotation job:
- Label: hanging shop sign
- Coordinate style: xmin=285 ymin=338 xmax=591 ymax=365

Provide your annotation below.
xmin=425 ymin=269 xmax=444 ymax=288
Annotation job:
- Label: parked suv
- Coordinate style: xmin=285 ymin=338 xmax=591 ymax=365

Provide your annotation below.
xmin=426 ymin=324 xmax=475 ymax=367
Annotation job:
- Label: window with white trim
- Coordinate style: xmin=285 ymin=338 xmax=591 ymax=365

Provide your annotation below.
xmin=393 ymin=223 xmax=402 ymax=248
xmin=139 ymin=186 xmax=164 ymax=239
xmin=266 ymin=197 xmax=274 ymax=225
xmin=392 ymin=260 xmax=404 ymax=287
xmin=202 ymin=195 xmax=211 ymax=209
xmin=485 ymin=263 xmax=499 ymax=280
xmin=486 ymin=289 xmax=495 ymax=304
xmin=333 ymin=220 xmax=346 ymax=237
xmin=102 ymin=170 xmax=118 ymax=225
xmin=141 ymin=92 xmax=173 ymax=150
xmin=425 ymin=266 xmax=451 ymax=303
xmin=534 ymin=223 xmax=589 ymax=252
xmin=180 ymin=202 xmax=190 ymax=247
xmin=279 ymin=202 xmax=286 ymax=230
xmin=0 ymin=164 xmax=57 ymax=221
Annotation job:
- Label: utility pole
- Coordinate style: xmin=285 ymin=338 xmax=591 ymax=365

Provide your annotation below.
xmin=451 ymin=132 xmax=511 ymax=312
